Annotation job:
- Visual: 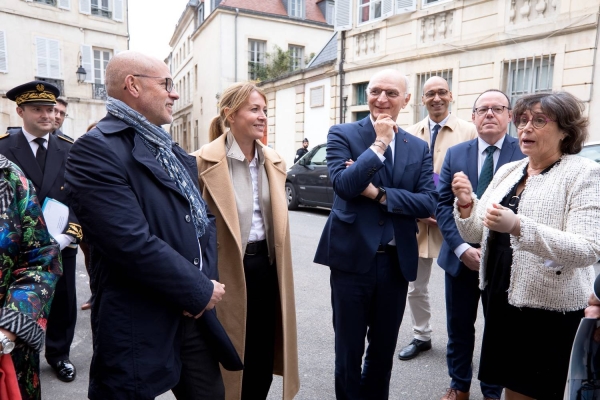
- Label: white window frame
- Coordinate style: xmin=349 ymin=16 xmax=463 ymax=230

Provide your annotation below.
xmin=288 ymin=0 xmax=305 ymax=19
xmin=422 ymin=0 xmax=452 ymax=9
xmin=357 ymin=0 xmax=382 ymax=25
xmin=289 ymin=45 xmax=304 ymax=71
xmin=81 ymin=44 xmax=93 ymax=83
xmin=36 ymin=36 xmax=61 ymax=79
xmin=335 ymin=0 xmax=352 ymax=31
xmin=93 ymin=48 xmax=112 ymax=84
xmin=416 ymin=69 xmax=453 ymax=121
xmin=0 ymin=31 xmax=7 ymax=73
xmin=248 ymin=39 xmax=266 ymax=80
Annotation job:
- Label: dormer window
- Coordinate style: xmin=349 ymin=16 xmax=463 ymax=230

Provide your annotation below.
xmin=288 ymin=0 xmax=305 ymax=19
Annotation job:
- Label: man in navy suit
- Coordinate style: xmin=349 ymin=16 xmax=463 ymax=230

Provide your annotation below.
xmin=436 ymin=89 xmax=525 ymax=400
xmin=314 ymin=69 xmax=438 ymax=400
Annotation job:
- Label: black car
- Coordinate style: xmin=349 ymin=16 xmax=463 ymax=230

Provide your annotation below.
xmin=286 ymin=143 xmax=334 ymax=209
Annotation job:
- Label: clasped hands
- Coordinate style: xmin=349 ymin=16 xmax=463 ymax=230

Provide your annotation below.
xmin=452 ymin=172 xmax=520 ymax=236
xmin=183 ymin=280 xmax=225 ymax=319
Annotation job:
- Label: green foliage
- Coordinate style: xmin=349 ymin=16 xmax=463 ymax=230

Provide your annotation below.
xmin=249 ymin=45 xmax=307 ymax=82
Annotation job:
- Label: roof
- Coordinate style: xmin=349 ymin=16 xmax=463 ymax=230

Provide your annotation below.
xmin=219 ymin=0 xmax=326 ymax=24
xmin=307 ymin=32 xmax=337 ymax=68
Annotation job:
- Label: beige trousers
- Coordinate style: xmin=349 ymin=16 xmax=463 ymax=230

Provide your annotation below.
xmin=407 ymin=257 xmax=433 ymax=341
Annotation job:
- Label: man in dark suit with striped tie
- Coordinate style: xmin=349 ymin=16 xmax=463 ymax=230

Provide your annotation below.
xmin=435 ymin=89 xmax=525 ymax=400
xmin=1 ymin=81 xmax=81 ymax=383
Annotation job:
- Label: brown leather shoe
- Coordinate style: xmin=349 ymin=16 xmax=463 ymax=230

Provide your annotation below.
xmin=441 ymin=388 xmax=469 ymax=400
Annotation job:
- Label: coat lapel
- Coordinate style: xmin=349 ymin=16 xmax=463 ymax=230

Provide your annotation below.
xmin=496 ymin=135 xmax=514 ymax=172
xmin=131 ymin=134 xmax=181 ymax=195
xmin=262 ymin=144 xmax=288 ymax=249
xmin=10 ymin=131 xmax=43 ymax=190
xmin=39 ymin=134 xmax=62 ymax=200
xmin=466 ymin=140 xmax=479 ymax=189
xmin=199 ymin=136 xmax=243 ymax=253
xmin=391 ymin=131 xmax=409 ymax=187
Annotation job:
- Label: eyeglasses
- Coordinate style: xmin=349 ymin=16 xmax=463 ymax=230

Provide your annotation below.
xmin=367 ymin=88 xmax=404 ymax=99
xmin=473 ymin=106 xmax=511 ymax=116
xmin=516 ymin=114 xmax=555 ymax=129
xmin=55 ymin=110 xmax=68 ymax=117
xmin=423 ymin=89 xmax=450 ymax=99
xmin=131 ymin=74 xmax=174 ymax=93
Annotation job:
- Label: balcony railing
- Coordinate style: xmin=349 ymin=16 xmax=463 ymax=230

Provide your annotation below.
xmin=35 ymin=77 xmax=64 ymax=97
xmin=92 ymin=83 xmax=107 ymax=101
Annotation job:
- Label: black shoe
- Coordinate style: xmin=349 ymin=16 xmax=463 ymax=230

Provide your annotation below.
xmin=397 ymin=338 xmax=432 ymax=361
xmin=51 ymin=360 xmax=76 ymax=382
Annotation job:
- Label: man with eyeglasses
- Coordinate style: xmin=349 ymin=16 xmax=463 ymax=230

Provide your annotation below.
xmin=315 ymin=69 xmax=438 ymax=399
xmin=52 ymin=97 xmax=75 ymax=141
xmin=399 ymin=76 xmax=477 ymax=362
xmin=0 ymin=81 xmax=83 ymax=384
xmin=435 ymin=89 xmax=525 ymax=400
xmin=64 ymin=51 xmax=237 ymax=400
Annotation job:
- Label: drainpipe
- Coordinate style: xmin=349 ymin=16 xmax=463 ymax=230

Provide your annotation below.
xmin=587 ymin=6 xmax=600 ymax=102
xmin=338 ymin=31 xmax=346 ymax=124
xmin=235 ymin=8 xmax=239 ymax=82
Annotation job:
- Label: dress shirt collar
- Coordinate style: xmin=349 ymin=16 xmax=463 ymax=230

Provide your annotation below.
xmin=477 ymin=134 xmax=506 ymax=155
xmin=22 ymin=128 xmax=50 ymax=145
xmin=225 ymin=131 xmax=263 ymax=165
xmin=428 ymin=114 xmax=451 ymax=132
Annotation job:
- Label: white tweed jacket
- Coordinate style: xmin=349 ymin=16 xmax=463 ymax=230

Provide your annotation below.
xmin=455 ymin=154 xmax=600 ymax=312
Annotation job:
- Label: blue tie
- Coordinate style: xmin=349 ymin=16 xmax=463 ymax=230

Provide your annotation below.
xmin=430 ymin=124 xmax=441 ymax=159
xmin=384 ymin=143 xmax=393 ymax=181
xmin=476 ymin=145 xmax=498 ymax=198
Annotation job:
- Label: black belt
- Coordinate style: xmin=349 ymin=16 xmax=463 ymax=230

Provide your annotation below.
xmin=377 ymin=244 xmax=396 ymax=253
xmin=245 ymin=240 xmax=267 ymax=256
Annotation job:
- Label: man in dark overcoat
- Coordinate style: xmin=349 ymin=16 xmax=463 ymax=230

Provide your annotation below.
xmin=0 ymin=80 xmax=82 ymax=383
xmin=65 ymin=51 xmax=235 ymax=400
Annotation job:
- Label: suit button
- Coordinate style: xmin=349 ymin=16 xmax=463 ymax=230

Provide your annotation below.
xmin=379 ymin=220 xmax=384 ymax=226
xmin=193 ymin=258 xmax=200 ymax=265
xmin=185 ymin=215 xmax=191 ymax=222
xmin=60 ymin=186 xmax=64 ymax=190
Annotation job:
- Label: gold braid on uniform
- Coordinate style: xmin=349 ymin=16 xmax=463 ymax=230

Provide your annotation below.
xmin=66 ymin=223 xmax=83 ymax=241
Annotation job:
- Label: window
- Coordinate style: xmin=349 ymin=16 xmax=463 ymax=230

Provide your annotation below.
xmin=358 ymin=0 xmax=382 ymax=24
xmin=0 ymin=31 xmax=7 ymax=73
xmin=326 ymin=0 xmax=335 ymax=25
xmin=310 ymin=86 xmax=324 ymax=108
xmin=36 ymin=37 xmax=61 ymax=79
xmin=289 ymin=45 xmax=304 ymax=71
xmin=503 ymin=54 xmax=554 ymax=136
xmin=93 ymin=49 xmax=111 ymax=84
xmin=91 ymin=0 xmax=111 ymax=18
xmin=423 ymin=0 xmax=450 ymax=5
xmin=416 ymin=69 xmax=453 ymax=121
xmin=288 ymin=0 xmax=305 ymax=18
xmin=248 ymin=40 xmax=266 ymax=80
xmin=196 ymin=3 xmax=205 ymax=27
xmin=33 ymin=0 xmax=57 ymax=5
xmin=308 ymin=146 xmax=327 ymax=165
xmin=355 ymin=82 xmax=369 ymax=105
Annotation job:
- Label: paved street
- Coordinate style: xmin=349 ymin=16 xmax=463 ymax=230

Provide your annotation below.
xmin=42 ymin=207 xmax=489 ymax=400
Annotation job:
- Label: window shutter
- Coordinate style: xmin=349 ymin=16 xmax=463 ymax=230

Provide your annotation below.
xmin=113 ymin=0 xmax=123 ymax=21
xmin=48 ymin=39 xmax=61 ymax=79
xmin=80 ymin=0 xmax=91 ymax=14
xmin=0 ymin=31 xmax=6 ymax=73
xmin=396 ymin=0 xmax=416 ymax=14
xmin=36 ymin=37 xmax=49 ymax=77
xmin=382 ymin=0 xmax=394 ymax=19
xmin=58 ymin=0 xmax=70 ymax=10
xmin=334 ymin=0 xmax=352 ymax=31
xmin=81 ymin=44 xmax=93 ymax=83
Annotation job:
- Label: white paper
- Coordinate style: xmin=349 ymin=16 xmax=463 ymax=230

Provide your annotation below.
xmin=41 ymin=197 xmax=69 ymax=239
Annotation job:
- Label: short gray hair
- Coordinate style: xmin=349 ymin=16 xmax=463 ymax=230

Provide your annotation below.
xmin=366 ymin=72 xmax=410 ymax=100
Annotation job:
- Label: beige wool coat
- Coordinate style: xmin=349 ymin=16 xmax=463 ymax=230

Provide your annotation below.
xmin=405 ymin=114 xmax=477 ymax=258
xmin=192 ymin=134 xmax=299 ymax=400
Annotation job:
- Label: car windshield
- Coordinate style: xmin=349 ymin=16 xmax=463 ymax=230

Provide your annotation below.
xmin=579 ymin=144 xmax=600 ymax=164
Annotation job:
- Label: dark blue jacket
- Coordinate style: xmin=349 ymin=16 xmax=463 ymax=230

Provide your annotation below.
xmin=314 ymin=116 xmax=438 ymax=281
xmin=436 ymin=135 xmax=525 ymax=277
xmin=65 ymin=114 xmax=225 ymax=400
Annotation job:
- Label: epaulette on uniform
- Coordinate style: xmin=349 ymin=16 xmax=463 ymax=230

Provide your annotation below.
xmin=0 ymin=132 xmax=9 ymax=140
xmin=57 ymin=133 xmax=74 ymax=144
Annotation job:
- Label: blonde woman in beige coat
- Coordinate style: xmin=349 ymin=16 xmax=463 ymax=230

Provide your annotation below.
xmin=192 ymin=82 xmax=299 ymax=400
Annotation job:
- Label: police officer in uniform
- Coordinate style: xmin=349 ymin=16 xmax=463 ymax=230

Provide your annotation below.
xmin=1 ymin=81 xmax=81 ymax=383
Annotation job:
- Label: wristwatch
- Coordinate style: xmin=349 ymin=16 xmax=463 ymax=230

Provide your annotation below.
xmin=0 ymin=331 xmax=15 ymax=355
xmin=374 ymin=186 xmax=386 ymax=203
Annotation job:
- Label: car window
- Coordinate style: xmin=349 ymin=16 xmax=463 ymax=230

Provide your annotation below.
xmin=579 ymin=144 xmax=600 ymax=164
xmin=309 ymin=146 xmax=327 ymax=166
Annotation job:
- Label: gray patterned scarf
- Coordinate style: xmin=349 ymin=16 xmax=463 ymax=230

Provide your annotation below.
xmin=0 ymin=154 xmax=13 ymax=214
xmin=106 ymin=97 xmax=209 ymax=238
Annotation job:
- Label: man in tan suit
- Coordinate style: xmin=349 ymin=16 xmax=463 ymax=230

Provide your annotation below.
xmin=398 ymin=76 xmax=477 ymax=360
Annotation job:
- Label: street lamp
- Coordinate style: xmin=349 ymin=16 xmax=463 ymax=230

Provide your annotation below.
xmin=76 ymin=55 xmax=87 ymax=83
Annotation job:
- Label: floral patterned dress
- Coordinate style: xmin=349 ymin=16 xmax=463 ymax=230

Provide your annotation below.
xmin=0 ymin=154 xmax=62 ymax=399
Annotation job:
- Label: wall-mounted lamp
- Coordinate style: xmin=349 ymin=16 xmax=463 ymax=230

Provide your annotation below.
xmin=76 ymin=54 xmax=87 ymax=83
xmin=342 ymin=95 xmax=348 ymax=115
